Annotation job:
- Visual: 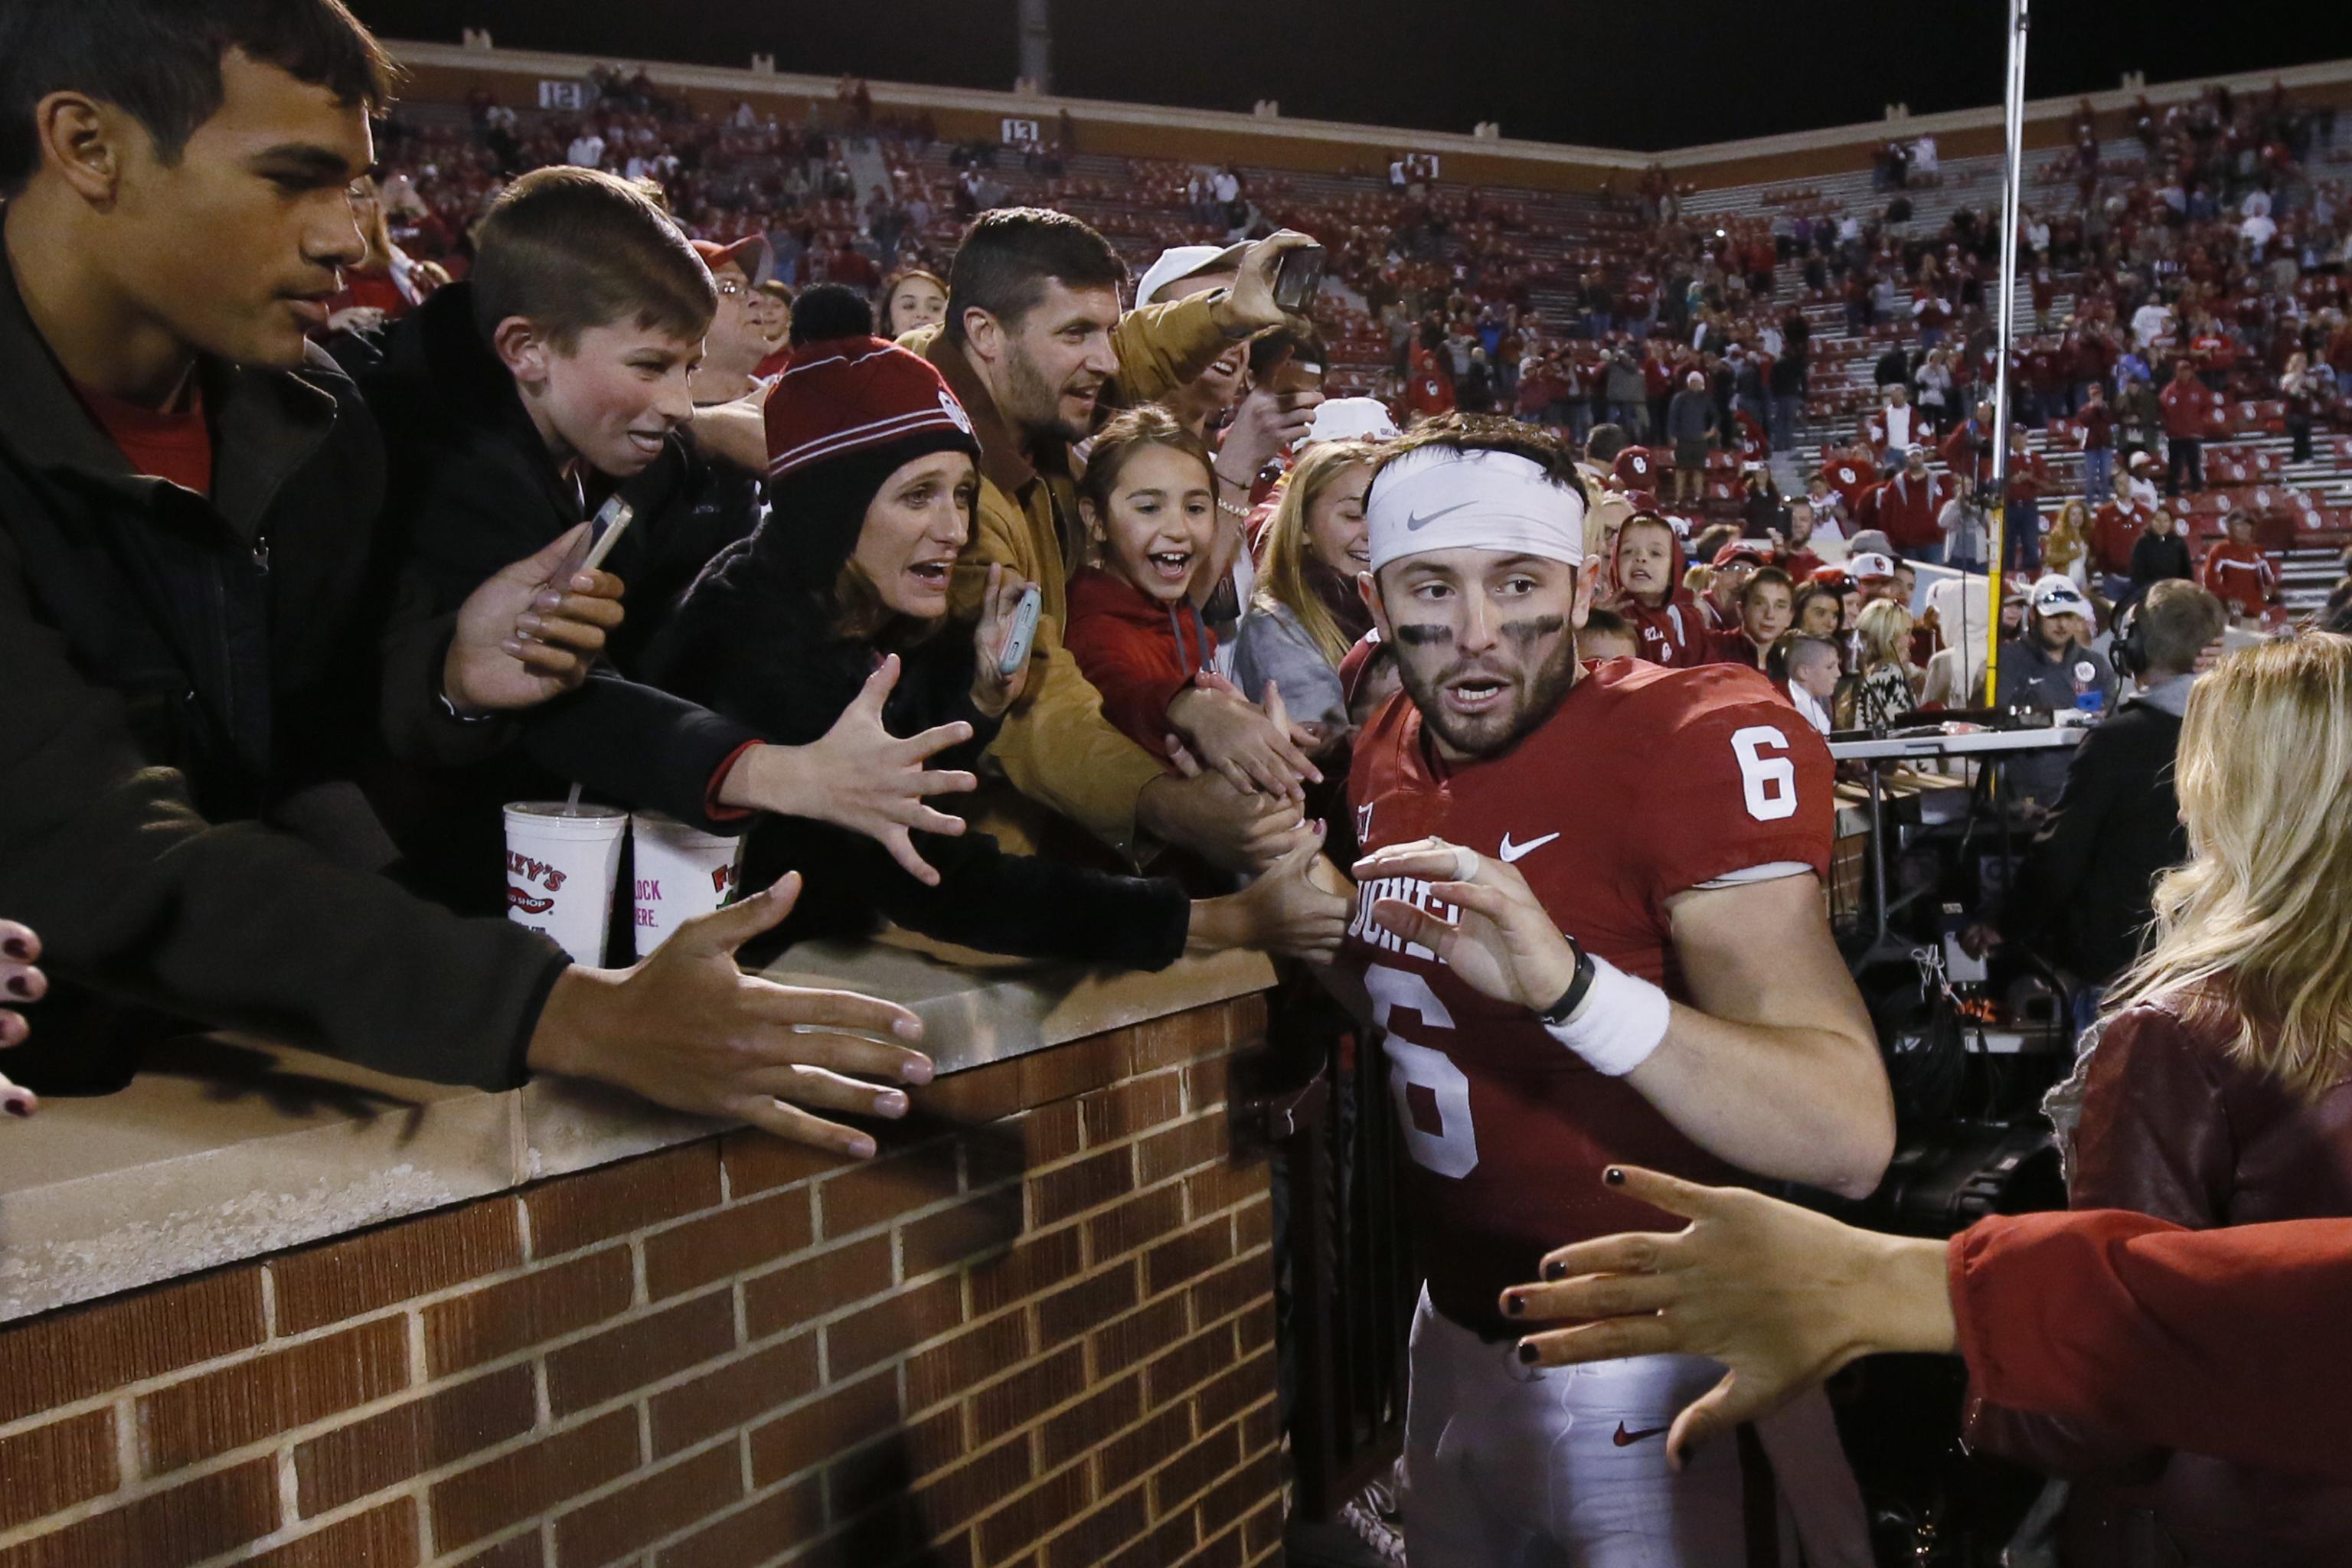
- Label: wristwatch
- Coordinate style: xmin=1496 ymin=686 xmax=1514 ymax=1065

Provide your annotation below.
xmin=1537 ymin=936 xmax=1597 ymax=1026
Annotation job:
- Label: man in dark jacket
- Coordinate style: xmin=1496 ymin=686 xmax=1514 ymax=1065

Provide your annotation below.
xmin=1988 ymin=582 xmax=2225 ymax=995
xmin=0 ymin=0 xmax=929 ymax=1156
xmin=1994 ymin=575 xmax=2118 ymax=808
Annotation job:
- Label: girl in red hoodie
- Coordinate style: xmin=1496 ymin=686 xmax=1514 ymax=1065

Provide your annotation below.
xmin=1067 ymin=408 xmax=1316 ymax=800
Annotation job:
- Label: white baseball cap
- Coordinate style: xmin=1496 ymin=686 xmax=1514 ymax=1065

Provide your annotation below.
xmin=1302 ymin=397 xmax=1401 ymax=446
xmin=2030 ymin=575 xmax=2093 ymax=618
xmin=1134 ymin=243 xmax=1251 ymax=308
xmin=1849 ymin=551 xmax=1897 ymax=581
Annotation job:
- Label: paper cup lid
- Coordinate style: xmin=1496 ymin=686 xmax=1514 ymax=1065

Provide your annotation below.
xmin=505 ymin=801 xmax=629 ymax=838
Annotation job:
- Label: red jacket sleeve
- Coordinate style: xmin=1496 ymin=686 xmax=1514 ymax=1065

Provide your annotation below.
xmin=1063 ymin=611 xmax=1194 ymax=760
xmin=1950 ymin=1210 xmax=2352 ymax=1481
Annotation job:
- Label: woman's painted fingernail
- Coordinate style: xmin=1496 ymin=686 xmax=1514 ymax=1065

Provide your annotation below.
xmin=874 ymin=1090 xmax=908 ymax=1118
xmin=4 ymin=1099 xmax=31 ymax=1119
xmin=5 ymin=977 xmax=30 ymax=999
xmin=517 ymin=614 xmax=544 ymax=634
xmin=1603 ymin=1166 xmax=1627 ymax=1186
xmin=2 ymin=939 xmax=29 ymax=960
xmin=1544 ymin=1259 xmax=1567 ymax=1282
xmin=1516 ymin=1341 xmax=1541 ymax=1364
xmin=534 ymin=591 xmax=564 ymax=611
xmin=1503 ymin=1294 xmax=1524 ymax=1316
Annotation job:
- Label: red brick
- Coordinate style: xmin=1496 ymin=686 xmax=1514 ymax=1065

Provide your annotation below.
xmin=902 ymin=1190 xmax=1024 ymax=1279
xmin=652 ymin=1475 xmax=823 ymax=1568
xmin=295 ymin=1364 xmax=537 ymax=1514
xmin=1037 ymin=1263 xmax=1139 ymax=1347
xmin=818 ymin=1138 xmax=960 ymax=1239
xmin=524 ymin=1144 xmax=722 ymax=1259
xmin=1187 ymin=1257 xmax=1269 ymax=1330
xmin=906 ymin=1309 xmax=1032 ymax=1413
xmin=911 ymin=1054 xmax=1028 ymax=1123
xmin=0 ymin=1267 xmax=264 ymax=1425
xmin=642 ymin=1187 xmax=815 ymax=1300
xmin=1031 ymin=1146 xmax=1133 ymax=1226
xmin=553 ymin=1441 xmax=743 ymax=1566
xmin=1021 ymin=1029 xmax=1137 ymax=1107
xmin=1236 ymin=1300 xmax=1275 ymax=1354
xmin=1101 ymin=1404 xmax=1192 ymax=1494
xmin=969 ymin=1223 xmax=1085 ymax=1317
xmin=1181 ymin=1057 xmax=1230 ymax=1113
xmin=977 ymin=1459 xmax=1090 ymax=1563
xmin=909 ymin=1435 xmax=1037 ymax=1534
xmin=1137 ymin=1111 xmax=1228 ymax=1185
xmin=1085 ymin=1184 xmax=1185 ymax=1263
xmin=1011 ymin=1101 xmax=1086 ymax=1167
xmin=1196 ymin=1351 xmax=1276 ymax=1431
xmin=969 ymin=1344 xmax=1087 ymax=1446
xmin=430 ymin=1407 xmax=639 ymax=1550
xmin=826 ymin=1406 xmax=966 ymax=1520
xmin=0 ymin=1409 xmax=114 ymax=1532
xmin=744 ymin=1234 xmax=896 ymax=1340
xmin=1242 ymin=1400 xmax=1279 ymax=1458
xmin=824 ymin=1274 xmax=962 ymax=1380
xmin=720 ymin=1129 xmax=844 ymax=1198
xmin=1132 ymin=1006 xmax=1230 ymax=1070
xmin=1080 ymin=1073 xmax=1184 ymax=1145
xmin=1143 ymin=1323 xmax=1235 ymax=1409
xmin=1198 ymin=1449 xmax=1285 ymax=1541
xmin=1039 ymin=1374 xmax=1142 ymax=1468
xmin=452 ymin=1536 xmax=546 ymax=1568
xmin=547 ymin=1289 xmax=737 ymax=1416
xmin=1179 ymin=1523 xmax=1243 ymax=1568
xmin=1096 ymin=1296 xmax=1190 ymax=1382
xmin=649 ymin=1333 xmax=820 ymax=1456
xmin=1242 ymin=1494 xmax=1284 ymax=1557
xmin=248 ymin=1498 xmax=420 ymax=1568
xmin=0 ymin=1455 xmax=276 ymax=1568
xmin=270 ymin=1199 xmax=522 ymax=1335
xmin=750 ymin=1367 xmax=900 ymax=1486
xmin=139 ymin=1315 xmax=409 ymax=1475
xmin=1181 ymin=1161 xmax=1263 ymax=1223
xmin=1234 ymin=1197 xmax=1272 ymax=1253
xmin=1102 ymin=1511 xmax=1197 ymax=1568
xmin=1225 ymin=995 xmax=1269 ymax=1047
xmin=1041 ymin=1484 xmax=1151 ymax=1568
xmin=1145 ymin=1219 xmax=1235 ymax=1298
xmin=423 ymin=1244 xmax=635 ymax=1376
xmin=1152 ymin=1420 xmax=1241 ymax=1516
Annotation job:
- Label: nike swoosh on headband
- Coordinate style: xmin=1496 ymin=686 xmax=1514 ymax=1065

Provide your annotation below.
xmin=1405 ymin=501 xmax=1477 ymax=531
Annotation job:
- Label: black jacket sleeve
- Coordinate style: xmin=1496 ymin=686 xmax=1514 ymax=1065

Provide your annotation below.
xmin=747 ymin=812 xmax=1191 ymax=971
xmin=0 ymin=525 xmax=567 ymax=1092
xmin=2002 ymin=717 xmax=2128 ymax=949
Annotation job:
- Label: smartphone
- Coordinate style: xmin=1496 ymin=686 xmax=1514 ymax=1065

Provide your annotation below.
xmin=1272 ymin=244 xmax=1325 ymax=313
xmin=998 ymin=584 xmax=1043 ymax=678
xmin=558 ymin=495 xmax=637 ymax=585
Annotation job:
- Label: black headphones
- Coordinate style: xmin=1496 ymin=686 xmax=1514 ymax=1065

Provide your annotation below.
xmin=2112 ymin=596 xmax=2151 ymax=680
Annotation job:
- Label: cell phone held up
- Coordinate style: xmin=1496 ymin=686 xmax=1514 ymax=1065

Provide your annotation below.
xmin=1271 ymin=243 xmax=1325 ymax=314
xmin=557 ymin=494 xmax=637 ymax=586
xmin=998 ymin=583 xmax=1043 ymax=678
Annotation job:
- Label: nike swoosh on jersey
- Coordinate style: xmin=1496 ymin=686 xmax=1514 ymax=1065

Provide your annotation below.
xmin=1405 ymin=501 xmax=1475 ymax=531
xmin=1498 ymin=831 xmax=1560 ymax=863
xmin=1612 ymin=1423 xmax=1668 ymax=1447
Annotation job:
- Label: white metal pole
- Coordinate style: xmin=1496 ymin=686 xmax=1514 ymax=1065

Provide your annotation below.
xmin=1984 ymin=0 xmax=2030 ymax=703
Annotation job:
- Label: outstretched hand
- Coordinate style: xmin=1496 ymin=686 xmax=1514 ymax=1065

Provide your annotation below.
xmin=528 ymin=874 xmax=936 ymax=1158
xmin=0 ymin=920 xmax=43 ymax=1120
xmin=1352 ymin=837 xmax=1579 ymax=1011
xmin=445 ymin=523 xmax=628 ymax=712
xmin=1501 ymin=1165 xmax=1955 ymax=1469
xmin=970 ymin=562 xmax=1037 ymax=717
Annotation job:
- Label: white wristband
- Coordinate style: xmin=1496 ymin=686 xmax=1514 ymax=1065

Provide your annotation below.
xmin=1540 ymin=955 xmax=1671 ymax=1076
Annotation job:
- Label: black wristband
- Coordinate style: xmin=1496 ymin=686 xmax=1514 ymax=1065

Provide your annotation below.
xmin=1537 ymin=938 xmax=1597 ymax=1026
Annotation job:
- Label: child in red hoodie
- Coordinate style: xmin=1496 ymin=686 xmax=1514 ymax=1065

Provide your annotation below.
xmin=1608 ymin=512 xmax=1702 ymax=666
xmin=1067 ymin=407 xmax=1315 ymax=800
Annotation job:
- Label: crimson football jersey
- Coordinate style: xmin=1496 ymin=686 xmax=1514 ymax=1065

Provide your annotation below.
xmin=1343 ymin=658 xmax=1834 ymax=1335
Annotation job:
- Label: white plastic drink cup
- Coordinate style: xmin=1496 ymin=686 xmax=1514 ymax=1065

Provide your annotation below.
xmin=502 ymin=802 xmax=628 ymax=965
xmin=630 ymin=812 xmax=745 ymax=952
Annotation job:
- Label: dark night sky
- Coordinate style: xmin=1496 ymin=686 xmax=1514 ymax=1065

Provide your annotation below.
xmin=349 ymin=2 xmax=2352 ymax=152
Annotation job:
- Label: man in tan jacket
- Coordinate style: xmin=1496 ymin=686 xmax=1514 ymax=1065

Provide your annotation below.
xmin=921 ymin=211 xmax=1317 ymax=869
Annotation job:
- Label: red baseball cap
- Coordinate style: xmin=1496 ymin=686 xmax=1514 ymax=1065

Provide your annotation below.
xmin=1711 ymin=541 xmax=1768 ymax=570
xmin=691 ymin=234 xmax=773 ymax=287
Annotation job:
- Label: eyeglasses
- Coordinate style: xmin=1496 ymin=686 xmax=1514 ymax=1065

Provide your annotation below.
xmin=714 ymin=279 xmax=748 ymax=298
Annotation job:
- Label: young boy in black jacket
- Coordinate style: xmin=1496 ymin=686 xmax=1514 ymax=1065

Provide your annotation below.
xmin=352 ymin=166 xmax=978 ymax=910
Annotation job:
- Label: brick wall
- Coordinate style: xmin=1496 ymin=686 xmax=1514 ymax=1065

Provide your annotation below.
xmin=0 ymin=995 xmax=1284 ymax=1568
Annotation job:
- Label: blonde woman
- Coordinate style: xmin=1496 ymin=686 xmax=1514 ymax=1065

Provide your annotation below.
xmin=1231 ymin=440 xmax=1380 ymax=751
xmin=1851 ymin=599 xmax=1918 ymax=729
xmin=1967 ymin=635 xmax=2352 ymax=1564
xmin=2043 ymin=498 xmax=2091 ymax=588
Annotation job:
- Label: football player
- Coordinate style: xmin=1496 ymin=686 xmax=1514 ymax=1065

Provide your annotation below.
xmin=1336 ymin=416 xmax=1894 ymax=1566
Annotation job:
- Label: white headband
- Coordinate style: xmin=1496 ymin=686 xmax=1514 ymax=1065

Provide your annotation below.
xmin=1364 ymin=446 xmax=1586 ymax=574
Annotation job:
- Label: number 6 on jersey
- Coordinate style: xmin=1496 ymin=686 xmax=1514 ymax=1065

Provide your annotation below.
xmin=1730 ymin=724 xmax=1798 ymax=822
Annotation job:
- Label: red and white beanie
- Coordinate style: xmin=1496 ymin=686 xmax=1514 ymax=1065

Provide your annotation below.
xmin=763 ymin=337 xmax=978 ymax=484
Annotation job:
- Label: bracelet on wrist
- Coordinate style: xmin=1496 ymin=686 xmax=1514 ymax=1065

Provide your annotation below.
xmin=1537 ymin=937 xmax=1597 ymax=1025
xmin=1539 ymin=949 xmax=1671 ymax=1077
